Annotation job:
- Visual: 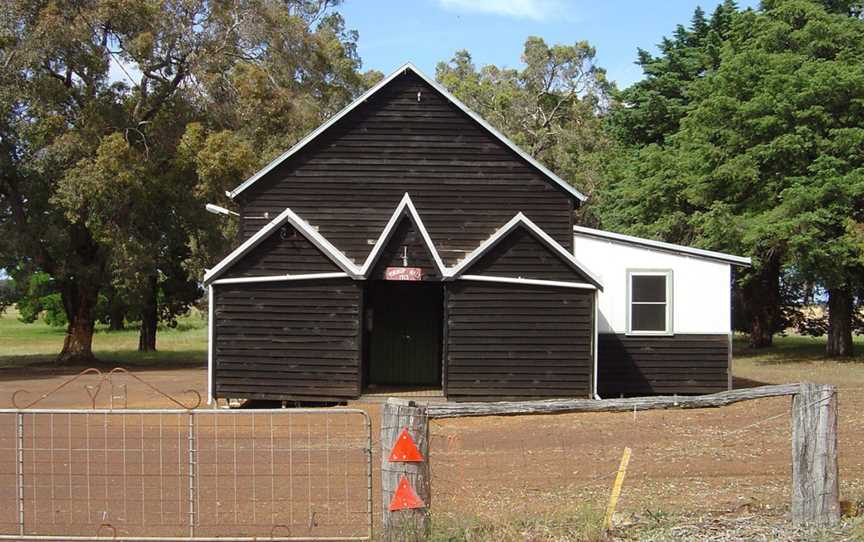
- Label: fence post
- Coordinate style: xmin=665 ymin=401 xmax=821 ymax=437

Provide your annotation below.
xmin=381 ymin=398 xmax=429 ymax=541
xmin=791 ymin=383 xmax=839 ymax=526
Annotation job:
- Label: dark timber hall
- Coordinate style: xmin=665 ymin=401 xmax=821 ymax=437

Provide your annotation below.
xmin=203 ymin=63 xmax=749 ymax=404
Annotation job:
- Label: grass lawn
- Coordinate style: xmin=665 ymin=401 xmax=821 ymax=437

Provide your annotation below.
xmin=733 ymin=333 xmax=864 ymax=390
xmin=3 ymin=305 xmax=864 ymax=379
xmin=0 ymin=308 xmax=207 ymax=368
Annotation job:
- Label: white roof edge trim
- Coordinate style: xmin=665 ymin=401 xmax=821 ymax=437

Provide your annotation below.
xmin=211 ymin=272 xmax=348 ymax=285
xmin=459 ymin=275 xmax=597 ymax=290
xmin=573 ymin=226 xmax=752 ymax=267
xmin=447 ymin=213 xmax=603 ymax=289
xmin=359 ymin=193 xmax=448 ymax=277
xmin=202 ymin=209 xmax=360 ymax=285
xmin=227 ymin=62 xmax=587 ymax=202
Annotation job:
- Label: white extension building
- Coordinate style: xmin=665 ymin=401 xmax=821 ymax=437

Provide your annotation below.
xmin=573 ymin=226 xmax=751 ymax=396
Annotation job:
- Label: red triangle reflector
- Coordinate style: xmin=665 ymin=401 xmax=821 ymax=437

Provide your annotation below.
xmin=388 ymin=475 xmax=425 ymax=511
xmin=388 ymin=427 xmax=424 ymax=462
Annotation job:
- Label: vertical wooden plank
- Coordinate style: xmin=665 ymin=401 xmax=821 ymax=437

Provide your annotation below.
xmin=727 ymin=331 xmax=733 ymax=391
xmin=381 ymin=398 xmax=430 ymax=541
xmin=441 ymin=286 xmax=449 ymax=398
xmin=357 ymin=283 xmax=366 ymax=395
xmin=792 ymin=383 xmax=840 ymax=526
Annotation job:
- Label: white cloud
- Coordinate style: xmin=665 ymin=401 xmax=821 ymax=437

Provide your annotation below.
xmin=436 ymin=0 xmax=568 ymax=21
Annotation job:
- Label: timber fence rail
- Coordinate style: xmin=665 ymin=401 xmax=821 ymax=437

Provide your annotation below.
xmin=380 ymin=383 xmax=841 ymax=541
xmin=0 ymin=368 xmax=374 ymax=542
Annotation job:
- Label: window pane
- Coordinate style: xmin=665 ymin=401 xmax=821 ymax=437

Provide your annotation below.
xmin=632 ymin=304 xmax=666 ymax=332
xmin=632 ymin=275 xmax=666 ymax=303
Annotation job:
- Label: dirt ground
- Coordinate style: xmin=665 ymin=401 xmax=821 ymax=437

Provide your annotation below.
xmin=0 ymin=362 xmax=862 ymax=540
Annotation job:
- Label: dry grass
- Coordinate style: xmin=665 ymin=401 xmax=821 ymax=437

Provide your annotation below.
xmin=431 ymin=504 xmax=606 ymax=542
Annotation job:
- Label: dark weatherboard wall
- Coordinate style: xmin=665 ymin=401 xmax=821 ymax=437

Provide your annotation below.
xmin=220 ymin=222 xmax=340 ymax=279
xmin=212 ymin=279 xmax=363 ymax=401
xmin=368 ymin=213 xmax=441 ymax=281
xmin=465 ymin=225 xmax=592 ymax=282
xmin=235 ymin=70 xmax=575 ymax=263
xmin=445 ymin=282 xmax=594 ymax=401
xmin=597 ymin=334 xmax=729 ymax=397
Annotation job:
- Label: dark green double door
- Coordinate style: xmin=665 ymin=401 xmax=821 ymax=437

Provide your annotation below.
xmin=366 ymin=282 xmax=442 ymax=387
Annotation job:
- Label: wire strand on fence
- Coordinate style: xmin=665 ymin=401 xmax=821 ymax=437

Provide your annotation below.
xmin=0 ymin=409 xmax=373 ymax=541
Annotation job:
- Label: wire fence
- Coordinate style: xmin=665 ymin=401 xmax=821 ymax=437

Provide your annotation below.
xmin=0 ymin=408 xmax=373 ymax=541
xmin=424 ymin=395 xmax=804 ymax=524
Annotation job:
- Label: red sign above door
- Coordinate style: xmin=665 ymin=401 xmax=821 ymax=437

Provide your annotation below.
xmin=385 ymin=267 xmax=423 ymax=281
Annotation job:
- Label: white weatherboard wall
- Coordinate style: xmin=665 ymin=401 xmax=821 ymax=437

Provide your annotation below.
xmin=573 ymin=234 xmax=731 ymax=334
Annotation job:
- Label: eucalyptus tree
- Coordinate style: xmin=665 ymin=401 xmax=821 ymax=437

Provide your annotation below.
xmin=0 ymin=0 xmax=370 ymax=361
xmin=435 ymin=38 xmax=613 ymax=207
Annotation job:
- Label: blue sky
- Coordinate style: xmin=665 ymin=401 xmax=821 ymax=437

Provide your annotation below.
xmin=341 ymin=0 xmax=759 ymax=89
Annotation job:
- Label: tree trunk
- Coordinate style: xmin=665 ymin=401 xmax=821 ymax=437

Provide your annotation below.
xmin=58 ymin=283 xmax=98 ymax=364
xmin=826 ymin=286 xmax=853 ymax=357
xmin=742 ymin=253 xmax=781 ymax=348
xmin=138 ymin=275 xmax=158 ymax=352
xmin=109 ymin=300 xmax=125 ymax=331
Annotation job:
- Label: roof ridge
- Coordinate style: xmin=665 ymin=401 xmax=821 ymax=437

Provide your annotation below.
xmin=226 ymin=63 xmax=587 ymax=201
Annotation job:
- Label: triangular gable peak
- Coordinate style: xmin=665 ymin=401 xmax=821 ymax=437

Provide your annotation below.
xmin=448 ymin=213 xmax=603 ymax=290
xmin=226 ymin=63 xmax=587 ymax=202
xmin=203 ymin=208 xmax=360 ymax=285
xmin=360 ymin=193 xmax=447 ymax=278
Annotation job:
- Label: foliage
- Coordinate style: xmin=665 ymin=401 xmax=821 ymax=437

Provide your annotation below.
xmin=597 ymin=0 xmax=864 ymax=350
xmin=606 ymin=2 xmax=739 ymax=148
xmin=0 ymin=0 xmax=375 ymax=360
xmin=13 ymin=272 xmax=68 ymax=327
xmin=436 ymin=38 xmax=613 ymax=207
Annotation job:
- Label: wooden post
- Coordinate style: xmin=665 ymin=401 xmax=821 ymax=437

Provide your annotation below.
xmin=381 ymin=398 xmax=430 ymax=541
xmin=792 ymin=383 xmax=839 ymax=526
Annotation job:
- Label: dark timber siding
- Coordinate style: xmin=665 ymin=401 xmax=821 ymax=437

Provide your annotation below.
xmin=369 ymin=213 xmax=440 ymax=280
xmin=236 ymin=71 xmax=574 ymax=263
xmin=213 ymin=279 xmax=362 ymax=401
xmin=465 ymin=225 xmax=591 ymax=282
xmin=445 ymin=282 xmax=594 ymax=401
xmin=597 ymin=334 xmax=729 ymax=396
xmin=221 ymin=223 xmax=340 ymax=279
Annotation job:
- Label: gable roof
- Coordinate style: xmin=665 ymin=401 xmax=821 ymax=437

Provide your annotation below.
xmin=226 ymin=62 xmax=588 ymax=202
xmin=449 ymin=213 xmax=603 ymax=289
xmin=204 ymin=195 xmax=605 ymax=288
xmin=202 ymin=208 xmax=361 ymax=285
xmin=573 ymin=226 xmax=752 ymax=267
xmin=360 ymin=193 xmax=448 ymax=277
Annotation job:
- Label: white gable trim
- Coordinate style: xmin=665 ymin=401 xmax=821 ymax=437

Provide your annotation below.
xmin=459 ymin=275 xmax=597 ymax=290
xmin=447 ymin=213 xmax=603 ymax=289
xmin=202 ymin=209 xmax=360 ymax=285
xmin=572 ymin=226 xmax=752 ymax=267
xmin=227 ymin=63 xmax=587 ymax=202
xmin=359 ymin=193 xmax=448 ymax=277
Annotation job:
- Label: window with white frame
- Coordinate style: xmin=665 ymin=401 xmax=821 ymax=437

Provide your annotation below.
xmin=628 ymin=270 xmax=673 ymax=334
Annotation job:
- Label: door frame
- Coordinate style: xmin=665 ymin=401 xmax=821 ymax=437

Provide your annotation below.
xmin=361 ymin=280 xmax=444 ymax=390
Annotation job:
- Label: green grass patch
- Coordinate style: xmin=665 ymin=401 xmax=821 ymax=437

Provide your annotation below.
xmin=733 ymin=333 xmax=864 ymax=365
xmin=431 ymin=505 xmax=606 ymax=542
xmin=732 ymin=333 xmax=864 ymax=390
xmin=0 ymin=308 xmax=207 ymax=368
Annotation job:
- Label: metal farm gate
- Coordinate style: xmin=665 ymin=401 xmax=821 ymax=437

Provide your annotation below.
xmin=0 ymin=370 xmax=373 ymax=541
